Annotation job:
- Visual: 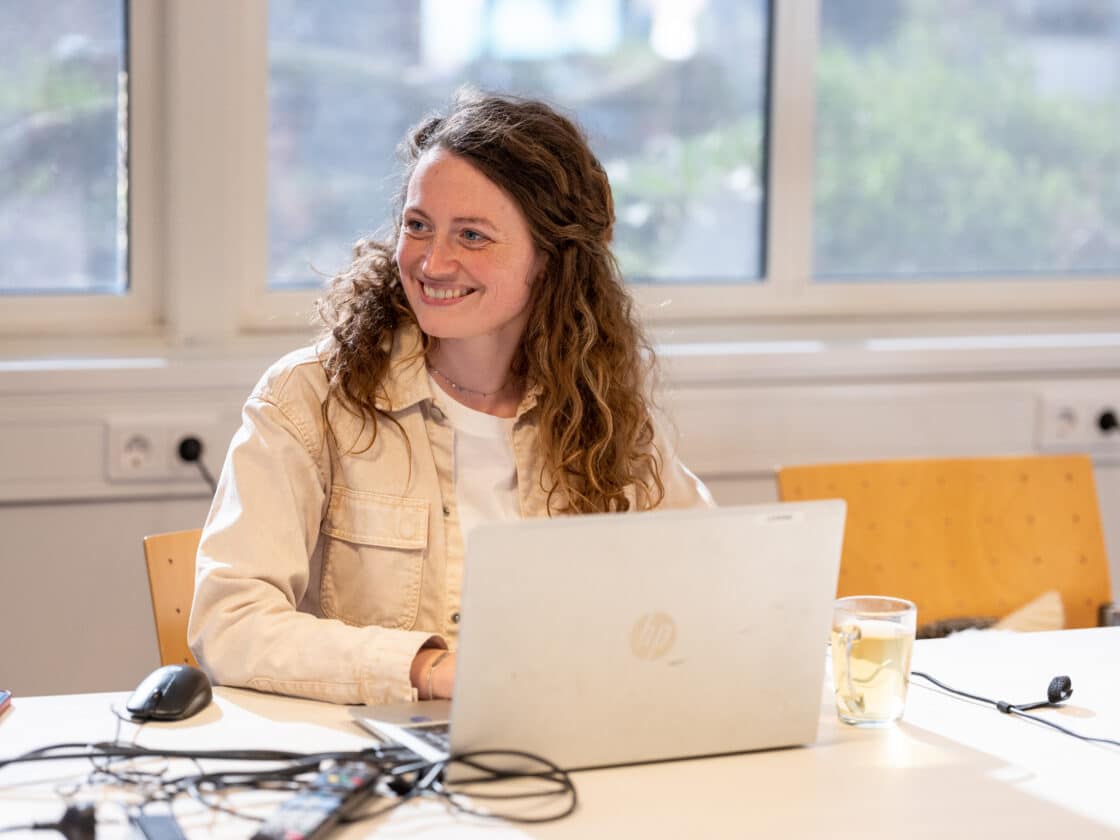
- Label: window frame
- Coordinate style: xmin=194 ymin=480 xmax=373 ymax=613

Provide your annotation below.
xmin=240 ymin=0 xmax=1120 ymax=333
xmin=0 ymin=0 xmax=163 ymax=338
xmin=3 ymin=0 xmax=1119 ymax=351
xmin=628 ymin=0 xmax=1120 ymax=324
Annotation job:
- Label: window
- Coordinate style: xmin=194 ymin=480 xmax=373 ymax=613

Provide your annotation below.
xmin=3 ymin=1 xmax=1118 ymax=345
xmin=0 ymin=0 xmax=160 ymax=341
xmin=814 ymin=0 xmax=1120 ymax=281
xmin=0 ymin=0 xmax=127 ymax=294
xmin=266 ymin=0 xmax=771 ymax=290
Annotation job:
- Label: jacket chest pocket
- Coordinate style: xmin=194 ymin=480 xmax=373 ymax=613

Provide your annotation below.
xmin=320 ymin=487 xmax=429 ymax=630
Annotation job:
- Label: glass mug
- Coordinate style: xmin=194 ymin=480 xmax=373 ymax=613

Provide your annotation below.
xmin=831 ymin=596 xmax=917 ymax=727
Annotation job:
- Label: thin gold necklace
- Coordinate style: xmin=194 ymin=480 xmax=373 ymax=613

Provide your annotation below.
xmin=427 ymin=363 xmax=510 ymax=398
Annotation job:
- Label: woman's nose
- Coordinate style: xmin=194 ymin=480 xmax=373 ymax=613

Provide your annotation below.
xmin=422 ymin=238 xmax=457 ymax=278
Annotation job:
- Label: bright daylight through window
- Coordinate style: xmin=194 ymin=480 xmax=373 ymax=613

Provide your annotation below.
xmin=0 ymin=0 xmax=127 ymax=295
xmin=814 ymin=0 xmax=1120 ymax=282
xmin=266 ymin=0 xmax=770 ymax=290
xmin=3 ymin=1 xmax=1117 ymax=315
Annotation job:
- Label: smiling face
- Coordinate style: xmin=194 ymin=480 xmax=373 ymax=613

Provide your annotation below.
xmin=395 ymin=148 xmax=544 ymax=353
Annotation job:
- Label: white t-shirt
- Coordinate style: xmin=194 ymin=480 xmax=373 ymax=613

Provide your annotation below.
xmin=428 ymin=375 xmax=521 ymax=541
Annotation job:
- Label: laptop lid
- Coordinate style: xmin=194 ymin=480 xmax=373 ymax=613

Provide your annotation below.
xmin=442 ymin=499 xmax=845 ymax=770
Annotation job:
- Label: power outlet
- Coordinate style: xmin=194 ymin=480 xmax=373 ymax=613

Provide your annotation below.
xmin=1036 ymin=396 xmax=1120 ymax=456
xmin=106 ymin=421 xmax=172 ymax=481
xmin=106 ymin=414 xmax=228 ymax=484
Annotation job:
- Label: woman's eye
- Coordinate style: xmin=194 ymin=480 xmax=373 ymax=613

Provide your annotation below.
xmin=462 ymin=229 xmax=487 ymax=243
xmin=403 ymin=218 xmax=428 ymax=234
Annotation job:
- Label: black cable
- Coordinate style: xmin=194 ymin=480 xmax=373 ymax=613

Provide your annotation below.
xmin=911 ymin=670 xmax=1120 ymax=749
xmin=186 ymin=784 xmax=267 ymax=823
xmin=176 ymin=436 xmax=216 ymax=494
xmin=193 ymin=460 xmax=216 ymax=494
xmin=319 ymin=748 xmax=579 ymax=826
xmin=340 ymin=767 xmax=429 ymax=824
xmin=0 ymin=747 xmax=379 ymax=831
xmin=0 ymin=742 xmax=341 ymax=770
xmin=1 ymin=739 xmax=579 ymax=830
xmin=437 ymin=751 xmax=578 ymax=824
xmin=910 ymin=670 xmax=995 ymax=707
xmin=181 ymin=759 xmax=326 ymax=793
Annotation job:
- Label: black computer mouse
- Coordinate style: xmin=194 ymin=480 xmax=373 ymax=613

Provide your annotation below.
xmin=126 ymin=664 xmax=213 ymax=721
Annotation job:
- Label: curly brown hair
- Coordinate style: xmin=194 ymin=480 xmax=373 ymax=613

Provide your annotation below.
xmin=317 ymin=89 xmax=664 ymax=513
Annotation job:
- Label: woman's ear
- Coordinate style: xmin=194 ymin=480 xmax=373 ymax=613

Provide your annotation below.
xmin=530 ymin=252 xmax=547 ymax=285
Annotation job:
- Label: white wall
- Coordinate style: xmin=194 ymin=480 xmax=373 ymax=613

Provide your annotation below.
xmin=1 ymin=342 xmax=1118 ymax=696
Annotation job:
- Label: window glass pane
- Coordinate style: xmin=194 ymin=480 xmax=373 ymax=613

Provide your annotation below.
xmin=267 ymin=0 xmax=769 ymax=289
xmin=0 ymin=0 xmax=127 ymax=295
xmin=814 ymin=0 xmax=1120 ymax=281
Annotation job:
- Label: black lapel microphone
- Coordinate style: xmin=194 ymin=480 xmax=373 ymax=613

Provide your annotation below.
xmin=910 ymin=670 xmax=1073 ymax=713
xmin=998 ymin=675 xmax=1073 ymax=713
xmin=910 ymin=671 xmax=1120 ymax=748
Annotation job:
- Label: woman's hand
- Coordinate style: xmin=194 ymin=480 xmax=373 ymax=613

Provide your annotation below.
xmin=410 ymin=648 xmax=456 ymax=700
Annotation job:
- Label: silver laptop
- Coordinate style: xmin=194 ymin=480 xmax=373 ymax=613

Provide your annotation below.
xmin=351 ymin=500 xmax=845 ymax=771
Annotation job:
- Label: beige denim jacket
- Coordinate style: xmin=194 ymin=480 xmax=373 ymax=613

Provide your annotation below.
xmin=188 ymin=325 xmax=713 ymax=705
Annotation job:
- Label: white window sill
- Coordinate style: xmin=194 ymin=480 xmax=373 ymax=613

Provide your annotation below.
xmin=1 ymin=330 xmax=1118 ymax=396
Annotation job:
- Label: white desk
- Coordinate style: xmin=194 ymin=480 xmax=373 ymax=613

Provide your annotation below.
xmin=2 ymin=628 xmax=1118 ymax=838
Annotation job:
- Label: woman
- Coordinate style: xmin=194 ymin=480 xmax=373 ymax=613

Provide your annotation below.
xmin=188 ymin=90 xmax=712 ymax=706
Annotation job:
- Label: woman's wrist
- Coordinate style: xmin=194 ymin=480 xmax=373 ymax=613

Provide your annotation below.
xmin=425 ymin=650 xmax=451 ymax=700
xmin=410 ymin=647 xmax=453 ymax=699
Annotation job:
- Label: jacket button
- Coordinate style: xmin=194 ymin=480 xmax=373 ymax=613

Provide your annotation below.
xmin=451 ymin=612 xmax=460 ymax=624
xmin=430 ymin=405 xmax=445 ymax=422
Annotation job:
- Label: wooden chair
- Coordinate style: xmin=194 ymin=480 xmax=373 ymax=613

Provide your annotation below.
xmin=142 ymin=528 xmax=203 ymax=667
xmin=776 ymin=454 xmax=1113 ymax=630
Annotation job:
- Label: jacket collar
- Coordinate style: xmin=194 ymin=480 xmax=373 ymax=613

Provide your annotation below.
xmin=375 ymin=323 xmax=542 ymax=420
xmin=374 ymin=324 xmax=431 ymax=413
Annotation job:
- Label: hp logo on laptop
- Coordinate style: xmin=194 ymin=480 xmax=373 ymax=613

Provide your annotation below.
xmin=630 ymin=613 xmax=676 ymax=660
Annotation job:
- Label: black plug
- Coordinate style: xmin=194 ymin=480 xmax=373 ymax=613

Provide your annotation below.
xmin=386 ymin=774 xmax=416 ymax=797
xmin=178 ymin=436 xmax=204 ymax=463
xmin=27 ymin=804 xmax=96 ymax=840
xmin=58 ymin=804 xmax=96 ymax=840
xmin=177 ymin=435 xmax=217 ymax=495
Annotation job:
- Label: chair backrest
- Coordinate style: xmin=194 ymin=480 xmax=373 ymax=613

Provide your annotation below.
xmin=142 ymin=528 xmax=203 ymax=667
xmin=776 ymin=454 xmax=1112 ymax=629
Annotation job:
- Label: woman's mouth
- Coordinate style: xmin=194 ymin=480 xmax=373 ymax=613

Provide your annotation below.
xmin=421 ymin=283 xmax=475 ymax=302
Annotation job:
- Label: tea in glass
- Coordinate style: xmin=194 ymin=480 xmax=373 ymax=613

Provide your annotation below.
xmin=831 ymin=596 xmax=917 ymax=727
